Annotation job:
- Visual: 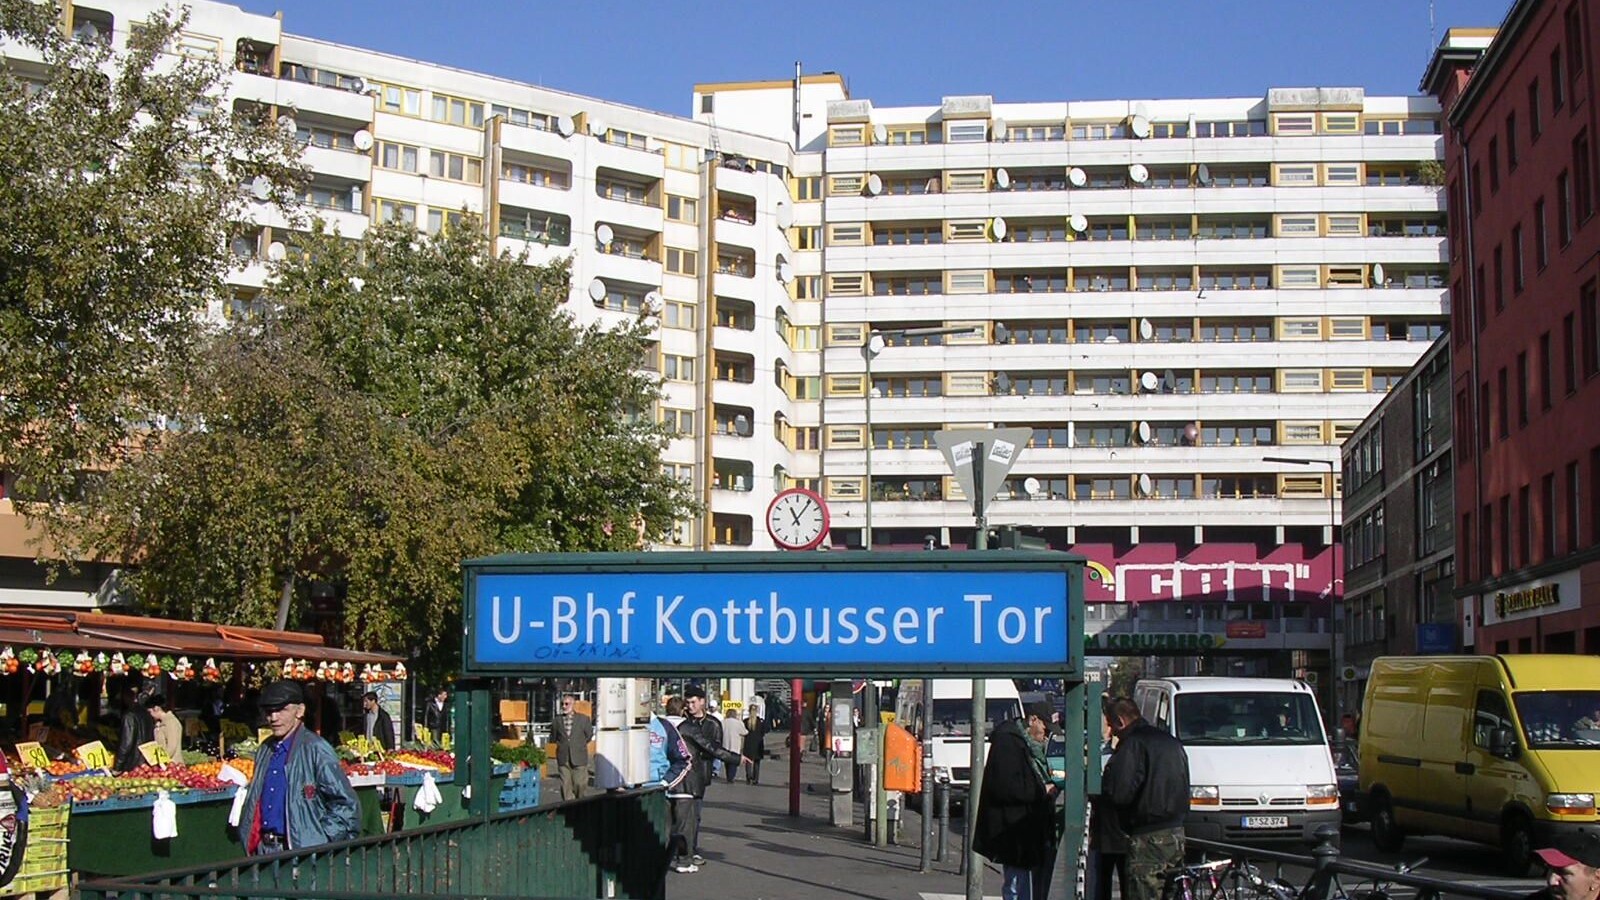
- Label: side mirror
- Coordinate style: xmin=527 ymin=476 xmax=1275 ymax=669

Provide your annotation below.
xmin=1490 ymin=726 xmax=1519 ymax=759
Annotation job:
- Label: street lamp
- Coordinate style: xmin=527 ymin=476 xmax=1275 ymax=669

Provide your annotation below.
xmin=862 ymin=324 xmax=981 ymax=550
xmin=1264 ymin=455 xmax=1342 ymax=717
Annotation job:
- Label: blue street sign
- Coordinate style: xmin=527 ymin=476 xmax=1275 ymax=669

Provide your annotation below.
xmin=1416 ymin=622 xmax=1457 ymax=654
xmin=462 ymin=553 xmax=1081 ymax=676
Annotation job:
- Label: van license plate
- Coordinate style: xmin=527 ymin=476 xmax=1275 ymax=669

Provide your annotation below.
xmin=1242 ymin=816 xmax=1290 ymax=828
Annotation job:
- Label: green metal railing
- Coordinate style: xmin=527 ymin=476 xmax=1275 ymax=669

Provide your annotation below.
xmin=77 ymin=786 xmax=671 ymax=900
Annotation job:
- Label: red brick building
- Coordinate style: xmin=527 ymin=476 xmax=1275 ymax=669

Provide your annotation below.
xmin=1424 ymin=2 xmax=1600 ymax=654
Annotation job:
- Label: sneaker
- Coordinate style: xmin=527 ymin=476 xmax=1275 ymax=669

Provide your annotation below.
xmin=672 ymin=863 xmax=698 ymax=874
xmin=691 ymin=854 xmax=706 ymax=866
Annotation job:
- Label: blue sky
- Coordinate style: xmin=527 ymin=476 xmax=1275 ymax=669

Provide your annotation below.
xmin=232 ymin=1 xmax=1514 ymax=115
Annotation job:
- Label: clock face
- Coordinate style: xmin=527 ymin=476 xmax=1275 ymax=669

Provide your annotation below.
xmin=766 ymin=488 xmax=830 ymax=551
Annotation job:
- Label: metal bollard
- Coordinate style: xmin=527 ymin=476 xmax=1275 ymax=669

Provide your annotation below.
xmin=1304 ymin=824 xmax=1342 ymax=900
xmin=935 ymin=779 xmax=951 ymax=863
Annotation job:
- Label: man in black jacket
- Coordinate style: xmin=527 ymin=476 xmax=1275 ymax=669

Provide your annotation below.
xmin=973 ymin=701 xmax=1060 ymax=900
xmin=1102 ymin=696 xmax=1189 ymax=900
xmin=674 ymin=685 xmax=747 ymax=866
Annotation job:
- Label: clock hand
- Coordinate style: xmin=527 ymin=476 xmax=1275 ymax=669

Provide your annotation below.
xmin=791 ymin=509 xmax=803 ymax=526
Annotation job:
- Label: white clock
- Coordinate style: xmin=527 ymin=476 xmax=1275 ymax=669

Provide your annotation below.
xmin=765 ymin=488 xmax=830 ymax=551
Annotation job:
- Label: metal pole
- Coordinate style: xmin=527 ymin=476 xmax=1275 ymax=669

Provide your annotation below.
xmin=874 ymin=719 xmax=888 ymax=847
xmin=919 ymin=675 xmax=933 ymax=872
xmin=789 ymin=677 xmax=802 ymax=817
xmin=863 ymin=337 xmax=875 ymax=551
xmin=965 ymin=677 xmax=987 ymax=900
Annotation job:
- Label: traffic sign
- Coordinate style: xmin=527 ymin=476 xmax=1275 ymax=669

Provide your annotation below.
xmin=933 ymin=427 xmax=1033 ymax=516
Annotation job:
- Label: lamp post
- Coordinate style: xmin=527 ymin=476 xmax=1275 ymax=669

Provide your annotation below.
xmin=1264 ymin=455 xmax=1342 ymax=718
xmin=861 ymin=324 xmax=981 ymax=550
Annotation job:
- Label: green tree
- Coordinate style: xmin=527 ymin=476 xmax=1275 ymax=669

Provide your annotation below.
xmin=0 ymin=0 xmax=299 ymax=526
xmin=81 ymin=222 xmax=694 ymax=668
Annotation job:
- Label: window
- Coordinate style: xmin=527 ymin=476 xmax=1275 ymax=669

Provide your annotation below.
xmin=1194 ymin=119 xmax=1266 ymax=138
xmin=1279 ymin=317 xmax=1322 ymax=340
xmin=794 ymin=275 xmax=822 ymax=300
xmin=945 ymin=170 xmax=988 ymax=192
xmin=1575 ymin=131 xmax=1594 ymax=222
xmin=375 ymin=82 xmax=422 ymax=117
xmin=1544 ymin=473 xmax=1558 ymax=559
xmin=945 ymin=120 xmax=988 ymax=143
xmin=429 ymin=92 xmax=485 ymax=128
xmin=885 ymin=125 xmax=933 ymax=145
xmin=1537 ymin=197 xmax=1550 ymax=268
xmin=1498 ymin=367 xmax=1510 ymax=437
xmin=1280 ymin=369 xmax=1325 ymax=392
xmin=1513 ymin=224 xmax=1525 ymax=293
xmin=1517 ymin=351 xmax=1529 ymax=426
xmin=1276 ymin=214 xmax=1318 ymax=237
xmin=1489 ymin=137 xmax=1500 ymax=193
xmin=1274 ymin=164 xmax=1317 ymax=186
xmin=826 ymin=223 xmax=866 ymax=246
xmin=1473 ymin=690 xmax=1513 ymax=749
xmin=664 ymin=247 xmax=698 ymax=276
xmin=376 ymin=199 xmax=417 ymax=226
xmin=497 ymin=207 xmax=569 ymax=245
xmin=1323 ymin=163 xmax=1361 ymax=186
xmin=1008 ymin=123 xmax=1066 ymax=142
xmin=793 ymin=176 xmax=822 ymax=201
xmin=1518 ymin=484 xmax=1533 ymax=567
xmin=296 ymin=124 xmax=356 ymax=152
xmin=666 ymin=195 xmax=698 ymax=223
xmin=502 ymin=160 xmax=569 ymax=189
xmin=1493 ymin=244 xmax=1505 ymax=312
xmin=661 ymin=408 xmax=695 ymax=436
xmin=874 ymin=222 xmax=942 ymax=246
xmin=829 ymin=124 xmax=865 ymax=147
xmin=1568 ymin=460 xmax=1582 ymax=553
xmin=1321 ymin=112 xmax=1360 ymax=134
xmin=429 ymin=151 xmax=482 ymax=184
xmin=827 ymin=273 xmax=866 ymax=297
xmin=1583 ymin=282 xmax=1599 ymax=379
xmin=1559 ymin=171 xmax=1574 ymax=246
xmin=1507 ymin=112 xmax=1519 ymax=169
xmin=1530 ymin=79 xmax=1543 ymax=139
xmin=1552 ymin=47 xmax=1566 ymax=111
xmin=1325 ymin=214 xmax=1363 ymax=236
xmin=662 ymin=354 xmax=695 ymax=382
xmin=1542 ymin=331 xmax=1554 ymax=410
xmin=1369 ymin=164 xmax=1418 ymax=186
xmin=663 ymin=300 xmax=696 ymax=330
xmin=946 ymin=270 xmax=989 ymax=294
xmin=1071 ymin=121 xmax=1129 ymax=140
xmin=1272 ymin=113 xmax=1315 ymax=135
xmin=490 ymin=104 xmax=556 ymax=132
xmin=828 ymin=174 xmax=865 ymax=196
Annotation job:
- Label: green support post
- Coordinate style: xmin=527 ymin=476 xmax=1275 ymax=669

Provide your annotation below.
xmin=456 ymin=679 xmax=494 ymax=818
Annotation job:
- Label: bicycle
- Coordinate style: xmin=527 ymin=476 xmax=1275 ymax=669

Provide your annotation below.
xmin=1337 ymin=856 xmax=1432 ymax=900
xmin=1161 ymin=857 xmax=1237 ymax=900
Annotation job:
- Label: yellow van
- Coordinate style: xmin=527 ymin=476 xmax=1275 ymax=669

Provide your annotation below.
xmin=1359 ymin=655 xmax=1600 ymax=875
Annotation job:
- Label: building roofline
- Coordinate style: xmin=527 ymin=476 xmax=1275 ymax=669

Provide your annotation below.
xmin=694 ymin=73 xmax=847 ymax=95
xmin=1441 ymin=0 xmax=1538 ymax=124
xmin=1420 ymin=27 xmax=1499 ymax=97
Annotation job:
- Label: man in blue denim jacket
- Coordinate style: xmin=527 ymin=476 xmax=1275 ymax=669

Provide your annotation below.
xmin=241 ymin=679 xmax=359 ymax=854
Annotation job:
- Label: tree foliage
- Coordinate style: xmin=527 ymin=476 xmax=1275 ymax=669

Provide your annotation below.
xmin=80 ymin=222 xmax=695 ymax=669
xmin=0 ymin=1 xmax=300 ymax=514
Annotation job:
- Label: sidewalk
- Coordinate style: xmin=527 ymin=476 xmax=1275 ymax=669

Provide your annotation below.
xmin=656 ymin=738 xmax=1008 ymax=900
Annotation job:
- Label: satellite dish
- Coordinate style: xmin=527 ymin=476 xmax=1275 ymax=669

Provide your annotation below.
xmin=589 ymin=118 xmax=607 ymax=138
xmin=643 ymin=291 xmax=664 ymax=313
xmin=991 ymin=117 xmax=1007 ymax=140
xmin=350 ymin=76 xmax=366 ymax=94
xmin=1103 ymin=334 xmax=1121 ymax=344
xmin=993 ymin=372 xmax=1013 ymax=394
xmin=1068 ymin=167 xmax=1087 ymax=188
xmin=1137 ymin=421 xmax=1152 ymax=443
xmin=991 ymin=216 xmax=1008 ymax=240
xmin=266 ymin=241 xmax=287 ymax=261
xmin=1069 ymin=213 xmax=1088 ymax=233
xmin=866 ymin=173 xmax=883 ymax=196
xmin=1139 ymin=318 xmax=1154 ymax=340
xmin=587 ymin=277 xmax=608 ymax=303
xmin=250 ymin=175 xmax=272 ymax=201
xmin=555 ymin=114 xmax=575 ymax=137
xmin=995 ymin=167 xmax=1011 ymax=190
xmin=1129 ymin=163 xmax=1150 ymax=184
xmin=1130 ymin=115 xmax=1151 ymax=139
xmin=778 ymin=259 xmax=794 ymax=284
xmin=595 ymin=223 xmax=614 ymax=246
xmin=1372 ymin=263 xmax=1386 ymax=286
xmin=352 ymin=129 xmax=374 ymax=151
xmin=277 ymin=114 xmax=297 ymax=134
xmin=1023 ymin=477 xmax=1041 ymax=496
xmin=1140 ymin=371 xmax=1159 ymax=392
xmin=1137 ymin=473 xmax=1154 ymax=496
xmin=775 ymin=202 xmax=793 ymax=229
xmin=1163 ymin=370 xmax=1178 ymax=393
xmin=1196 ymin=163 xmax=1213 ymax=185
xmin=872 ymin=123 xmax=888 ymax=144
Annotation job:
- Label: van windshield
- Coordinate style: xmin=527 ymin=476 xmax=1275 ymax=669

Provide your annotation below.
xmin=1173 ymin=692 xmax=1325 ymax=746
xmin=1512 ymin=691 xmax=1600 ymax=749
xmin=930 ymin=698 xmax=1018 ymax=737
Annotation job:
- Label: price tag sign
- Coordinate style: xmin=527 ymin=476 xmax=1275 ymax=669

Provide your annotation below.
xmin=441 ymin=732 xmax=453 ymax=753
xmin=76 ymin=740 xmax=113 ymax=770
xmin=139 ymin=741 xmax=173 ymax=766
xmin=415 ymin=726 xmax=433 ymax=745
xmin=14 ymin=742 xmax=50 ymax=771
xmin=257 ymin=728 xmax=274 ymax=743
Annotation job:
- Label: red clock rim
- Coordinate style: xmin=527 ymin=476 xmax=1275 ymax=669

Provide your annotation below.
xmin=765 ymin=487 xmax=830 ymax=551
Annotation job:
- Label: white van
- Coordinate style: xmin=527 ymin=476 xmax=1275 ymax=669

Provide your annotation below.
xmin=896 ymin=678 xmax=1023 ymax=800
xmin=1133 ymin=677 xmax=1340 ymax=846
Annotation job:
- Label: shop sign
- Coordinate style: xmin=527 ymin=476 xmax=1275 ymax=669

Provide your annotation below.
xmin=1482 ymin=570 xmax=1581 ymax=625
xmin=1085 ymin=632 xmax=1227 ymax=653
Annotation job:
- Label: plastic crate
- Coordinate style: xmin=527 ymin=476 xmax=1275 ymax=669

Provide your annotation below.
xmin=496 ymin=775 xmax=540 ymax=812
xmin=18 ymin=839 xmax=67 ymax=870
xmin=25 ymin=807 xmax=68 ymax=830
xmin=0 ymin=867 xmax=69 ymax=896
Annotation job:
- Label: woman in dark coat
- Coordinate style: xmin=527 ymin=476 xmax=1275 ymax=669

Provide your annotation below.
xmin=740 ymin=710 xmax=767 ymax=784
xmin=973 ymin=703 xmax=1060 ymax=900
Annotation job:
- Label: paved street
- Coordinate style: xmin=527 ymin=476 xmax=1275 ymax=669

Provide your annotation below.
xmin=545 ymin=738 xmax=1546 ymax=899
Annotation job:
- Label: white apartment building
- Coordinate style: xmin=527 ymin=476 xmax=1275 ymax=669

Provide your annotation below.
xmin=5 ymin=2 xmax=1449 ymax=652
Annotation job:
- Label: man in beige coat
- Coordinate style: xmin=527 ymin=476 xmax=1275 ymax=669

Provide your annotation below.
xmin=144 ymin=694 xmax=183 ymax=761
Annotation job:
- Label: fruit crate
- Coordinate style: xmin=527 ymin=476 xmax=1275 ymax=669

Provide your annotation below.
xmin=25 ymin=807 xmax=68 ymax=830
xmin=496 ymin=772 xmax=540 ymax=812
xmin=0 ymin=867 xmax=68 ymax=896
xmin=18 ymin=839 xmax=66 ymax=870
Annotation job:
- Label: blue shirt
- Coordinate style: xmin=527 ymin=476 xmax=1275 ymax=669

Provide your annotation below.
xmin=259 ymin=731 xmax=296 ymax=835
